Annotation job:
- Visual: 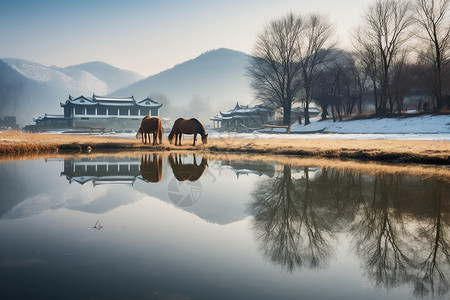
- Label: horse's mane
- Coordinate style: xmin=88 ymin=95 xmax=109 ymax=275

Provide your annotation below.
xmin=190 ymin=118 xmax=206 ymax=135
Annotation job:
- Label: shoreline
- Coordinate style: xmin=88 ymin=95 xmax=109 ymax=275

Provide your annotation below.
xmin=1 ymin=131 xmax=449 ymax=165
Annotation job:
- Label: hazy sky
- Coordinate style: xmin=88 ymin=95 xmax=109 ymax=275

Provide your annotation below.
xmin=0 ymin=0 xmax=374 ymax=77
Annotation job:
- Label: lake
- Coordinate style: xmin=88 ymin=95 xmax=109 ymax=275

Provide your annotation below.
xmin=0 ymin=152 xmax=449 ymax=300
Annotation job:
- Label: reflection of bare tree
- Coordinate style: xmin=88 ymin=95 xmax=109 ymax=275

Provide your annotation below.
xmin=249 ymin=165 xmax=335 ymax=272
xmin=249 ymin=164 xmax=450 ymax=297
xmin=350 ymin=174 xmax=415 ymax=289
xmin=414 ymin=180 xmax=450 ymax=298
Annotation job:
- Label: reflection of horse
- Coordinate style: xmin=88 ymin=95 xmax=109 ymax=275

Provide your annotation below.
xmin=140 ymin=154 xmax=163 ymax=183
xmin=136 ymin=116 xmax=163 ymax=145
xmin=168 ymin=118 xmax=208 ymax=146
xmin=168 ymin=154 xmax=208 ymax=181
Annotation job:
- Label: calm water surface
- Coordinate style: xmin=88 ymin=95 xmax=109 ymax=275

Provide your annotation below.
xmin=0 ymin=153 xmax=449 ymax=300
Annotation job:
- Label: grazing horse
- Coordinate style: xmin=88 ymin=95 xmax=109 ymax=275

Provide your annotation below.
xmin=140 ymin=153 xmax=163 ymax=183
xmin=168 ymin=118 xmax=208 ymax=146
xmin=168 ymin=153 xmax=208 ymax=181
xmin=136 ymin=116 xmax=163 ymax=145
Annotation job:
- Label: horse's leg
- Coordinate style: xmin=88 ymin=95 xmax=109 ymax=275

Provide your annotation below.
xmin=153 ymin=132 xmax=157 ymax=145
xmin=193 ymin=133 xmax=196 ymax=146
xmin=179 ymin=134 xmax=182 ymax=146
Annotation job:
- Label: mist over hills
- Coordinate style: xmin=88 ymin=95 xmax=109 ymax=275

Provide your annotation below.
xmin=0 ymin=59 xmax=143 ymax=126
xmin=66 ymin=61 xmax=143 ymax=93
xmin=0 ymin=48 xmax=254 ymax=126
xmin=0 ymin=59 xmax=55 ymax=126
xmin=111 ymin=48 xmax=254 ymax=123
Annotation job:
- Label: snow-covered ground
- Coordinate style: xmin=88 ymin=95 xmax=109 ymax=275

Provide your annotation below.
xmin=208 ymin=115 xmax=450 ymax=141
xmin=46 ymin=114 xmax=450 ymax=141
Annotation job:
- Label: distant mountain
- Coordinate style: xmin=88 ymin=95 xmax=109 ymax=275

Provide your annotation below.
xmin=0 ymin=58 xmax=143 ymax=126
xmin=66 ymin=61 xmax=143 ymax=93
xmin=0 ymin=58 xmax=55 ymax=126
xmin=111 ymin=48 xmax=255 ymax=123
xmin=1 ymin=49 xmax=254 ymax=126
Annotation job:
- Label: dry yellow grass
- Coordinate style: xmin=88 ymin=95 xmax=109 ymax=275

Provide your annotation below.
xmin=0 ymin=131 xmax=449 ymax=165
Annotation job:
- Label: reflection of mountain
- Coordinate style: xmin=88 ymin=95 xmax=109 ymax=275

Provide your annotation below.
xmin=55 ymin=154 xmax=250 ymax=225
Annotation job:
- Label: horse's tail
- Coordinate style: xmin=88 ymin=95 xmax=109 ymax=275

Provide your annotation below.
xmin=136 ymin=127 xmax=142 ymax=139
xmin=158 ymin=119 xmax=163 ymax=143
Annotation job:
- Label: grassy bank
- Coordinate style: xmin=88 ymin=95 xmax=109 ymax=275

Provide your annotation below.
xmin=0 ymin=131 xmax=449 ymax=165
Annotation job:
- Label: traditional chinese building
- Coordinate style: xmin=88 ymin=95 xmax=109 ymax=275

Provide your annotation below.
xmin=210 ymin=103 xmax=275 ymax=132
xmin=32 ymin=94 xmax=163 ymax=131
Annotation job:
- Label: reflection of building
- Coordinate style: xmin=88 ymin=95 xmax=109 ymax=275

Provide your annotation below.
xmin=32 ymin=94 xmax=163 ymax=131
xmin=210 ymin=103 xmax=274 ymax=132
xmin=61 ymin=157 xmax=142 ymax=186
xmin=221 ymin=160 xmax=276 ymax=178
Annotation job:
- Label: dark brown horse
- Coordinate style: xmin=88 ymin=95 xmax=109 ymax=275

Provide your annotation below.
xmin=168 ymin=154 xmax=208 ymax=181
xmin=136 ymin=116 xmax=163 ymax=145
xmin=140 ymin=154 xmax=163 ymax=183
xmin=168 ymin=118 xmax=208 ymax=146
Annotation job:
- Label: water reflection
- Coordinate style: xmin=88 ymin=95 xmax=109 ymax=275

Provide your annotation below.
xmin=249 ymin=165 xmax=335 ymax=272
xmin=1 ymin=155 xmax=449 ymax=299
xmin=249 ymin=165 xmax=450 ymax=297
xmin=168 ymin=153 xmax=208 ymax=181
xmin=61 ymin=153 xmax=208 ymax=186
xmin=61 ymin=156 xmax=141 ymax=186
xmin=140 ymin=154 xmax=162 ymax=183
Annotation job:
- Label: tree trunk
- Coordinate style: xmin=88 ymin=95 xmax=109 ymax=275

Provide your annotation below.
xmin=304 ymin=103 xmax=310 ymax=125
xmin=372 ymin=79 xmax=378 ymax=114
xmin=320 ymin=104 xmax=328 ymax=120
xmin=283 ymin=104 xmax=291 ymax=126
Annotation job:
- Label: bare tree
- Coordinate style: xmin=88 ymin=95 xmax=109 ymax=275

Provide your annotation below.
xmin=354 ymin=0 xmax=414 ymax=115
xmin=248 ymin=13 xmax=303 ymax=126
xmin=415 ymin=0 xmax=450 ymax=112
xmin=315 ymin=50 xmax=368 ymax=121
xmin=297 ymin=14 xmax=336 ymax=125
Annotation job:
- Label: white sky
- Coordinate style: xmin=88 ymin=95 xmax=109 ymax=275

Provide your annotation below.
xmin=0 ymin=0 xmax=374 ymax=77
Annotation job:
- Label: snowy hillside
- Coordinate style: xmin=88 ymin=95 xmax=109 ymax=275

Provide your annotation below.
xmin=66 ymin=61 xmax=143 ymax=92
xmin=3 ymin=58 xmax=108 ymax=94
xmin=2 ymin=58 xmax=141 ymax=95
xmin=291 ymin=115 xmax=450 ymax=134
xmin=0 ymin=58 xmax=143 ymax=126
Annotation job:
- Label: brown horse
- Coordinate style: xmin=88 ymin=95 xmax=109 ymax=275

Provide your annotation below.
xmin=140 ymin=154 xmax=163 ymax=183
xmin=168 ymin=118 xmax=208 ymax=146
xmin=136 ymin=116 xmax=163 ymax=145
xmin=168 ymin=154 xmax=208 ymax=181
